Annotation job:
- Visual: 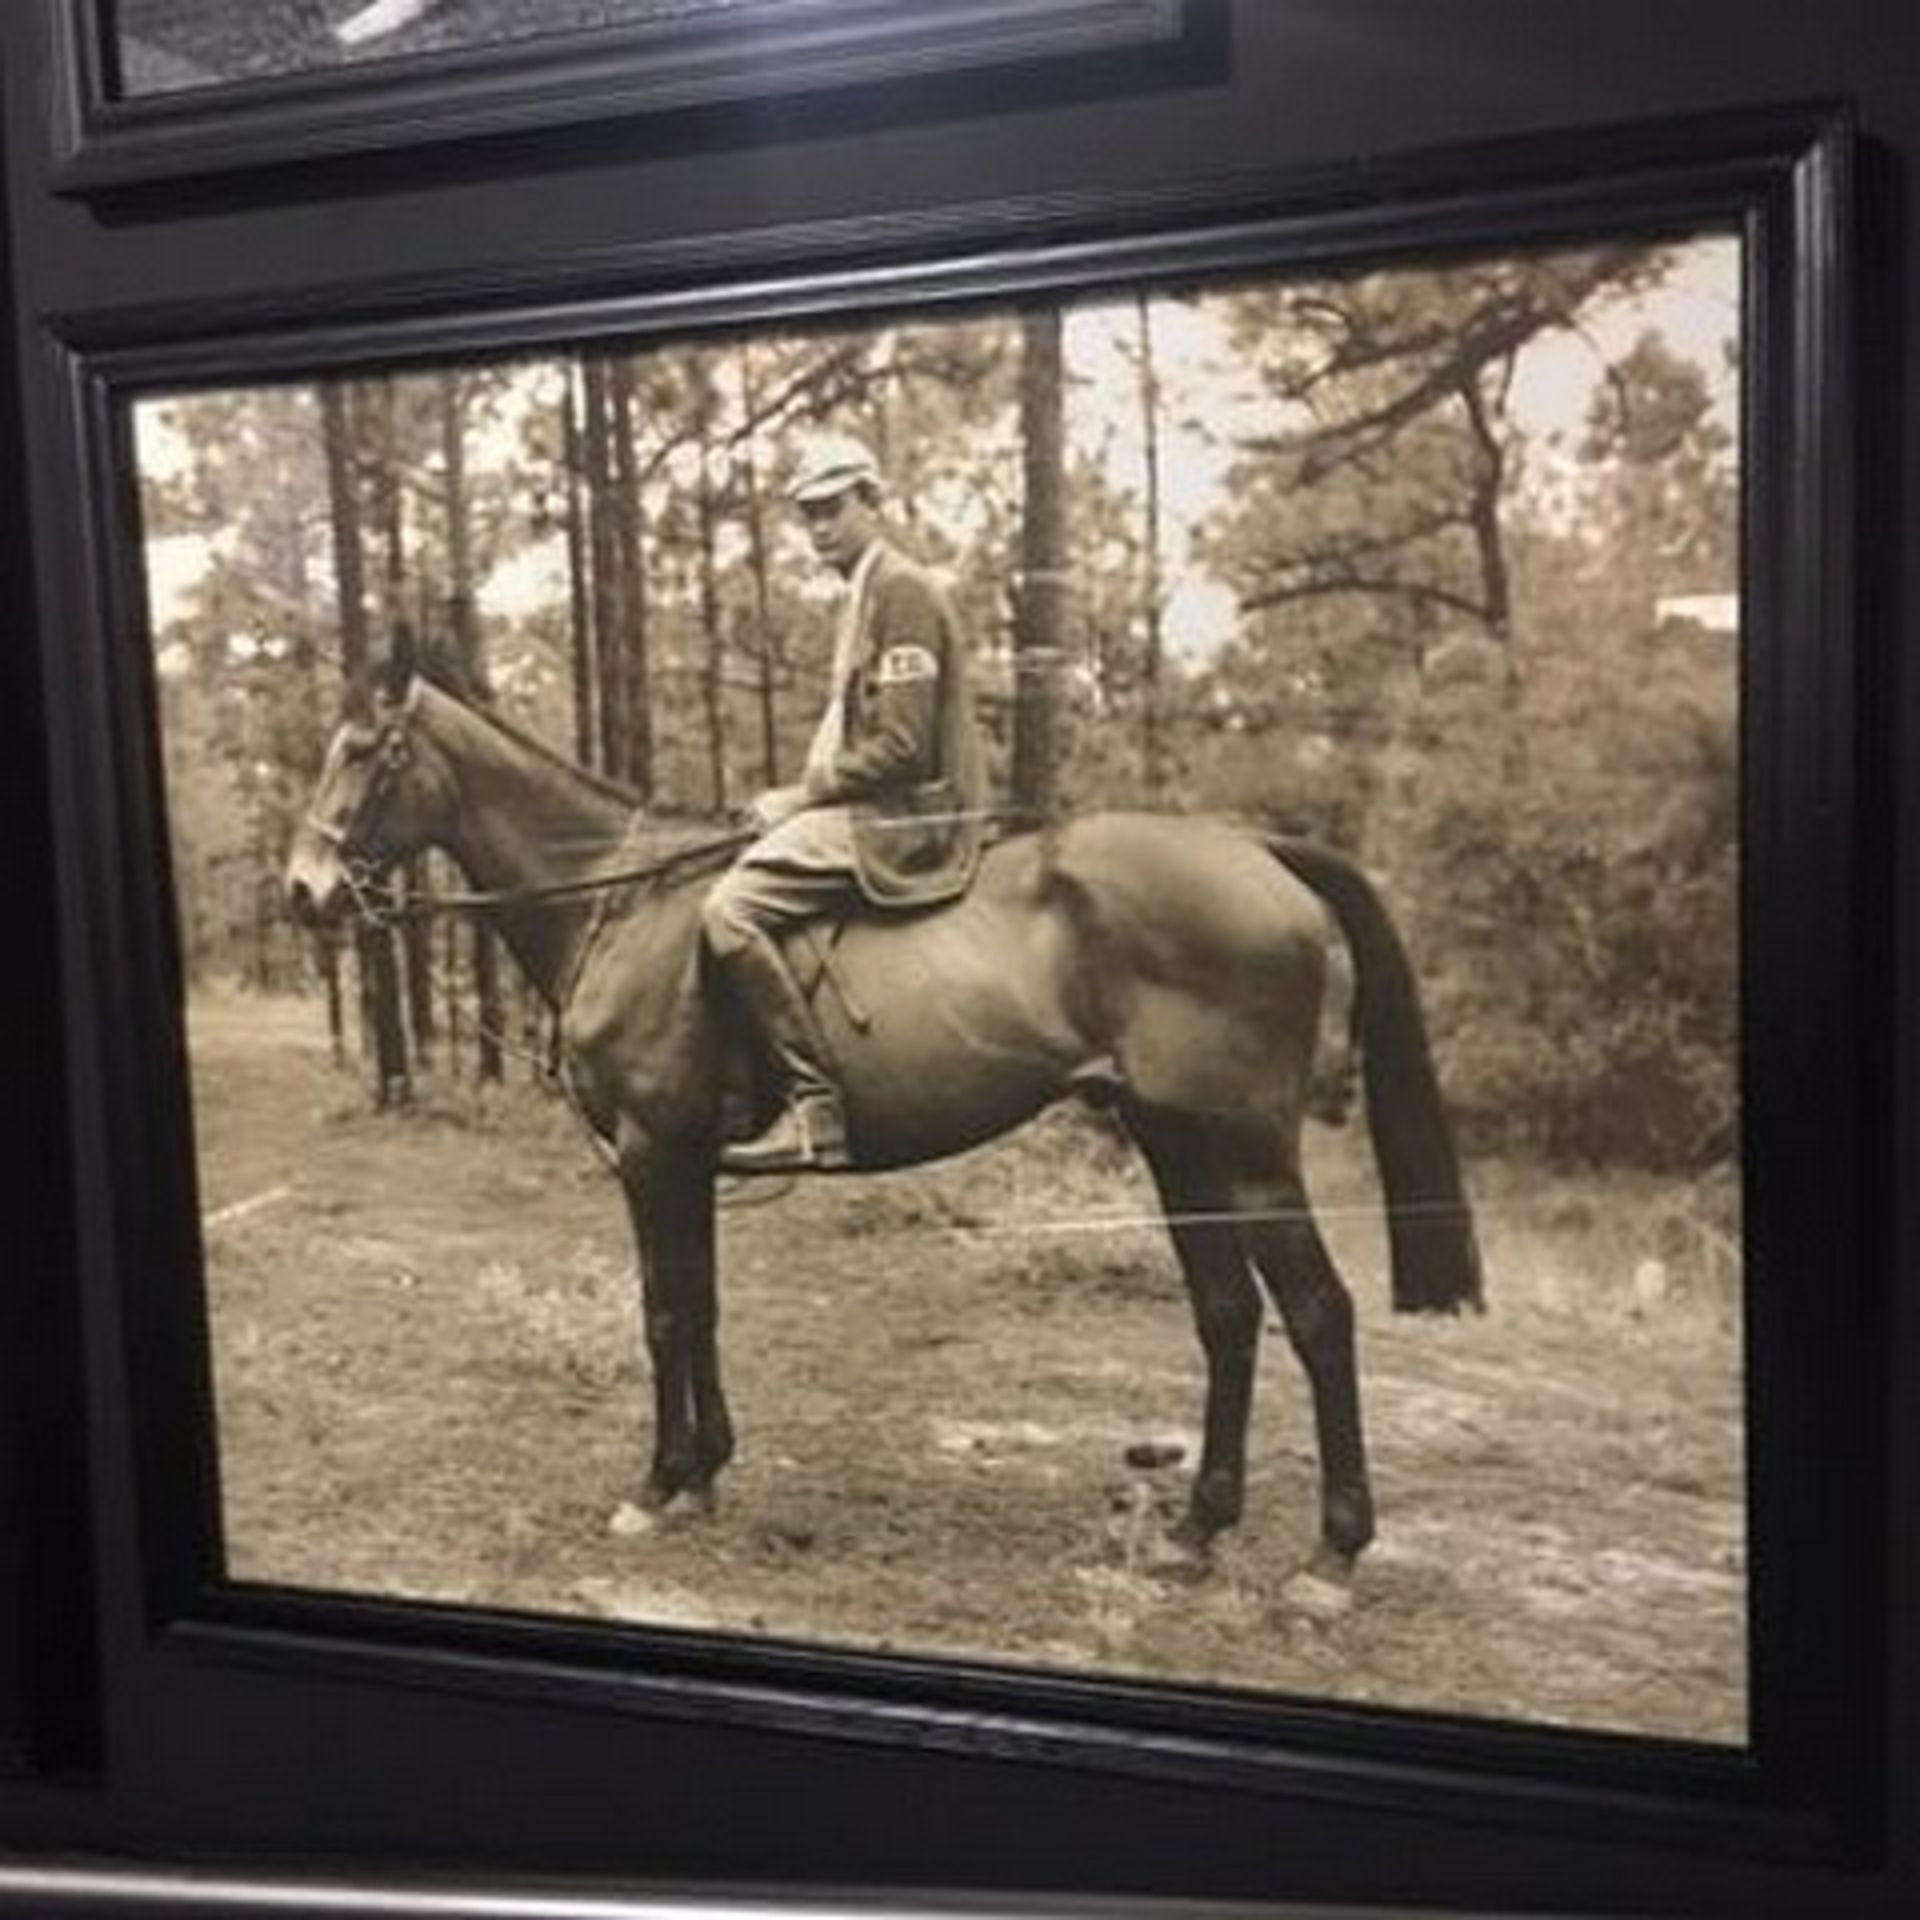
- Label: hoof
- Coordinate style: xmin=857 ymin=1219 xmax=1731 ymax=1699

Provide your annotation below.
xmin=607 ymin=1501 xmax=656 ymax=1539
xmin=624 ymin=1484 xmax=717 ymax=1533
xmin=659 ymin=1486 xmax=717 ymax=1526
xmin=1281 ymin=1551 xmax=1355 ymax=1623
xmin=1140 ymin=1524 xmax=1214 ymax=1583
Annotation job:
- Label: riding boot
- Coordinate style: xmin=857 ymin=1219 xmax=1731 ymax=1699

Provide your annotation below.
xmin=714 ymin=932 xmax=852 ymax=1173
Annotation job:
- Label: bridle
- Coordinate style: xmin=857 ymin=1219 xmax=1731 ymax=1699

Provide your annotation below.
xmin=303 ymin=681 xmax=425 ymax=927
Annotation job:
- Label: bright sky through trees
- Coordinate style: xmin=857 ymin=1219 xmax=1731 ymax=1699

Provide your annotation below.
xmin=137 ymin=234 xmax=1738 ymax=670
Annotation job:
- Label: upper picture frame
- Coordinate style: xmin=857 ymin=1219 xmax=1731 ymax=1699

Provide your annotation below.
xmin=48 ymin=0 xmax=1205 ymax=195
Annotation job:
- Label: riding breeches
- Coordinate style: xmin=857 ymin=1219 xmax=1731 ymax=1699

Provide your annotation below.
xmin=700 ymin=805 xmax=861 ymax=958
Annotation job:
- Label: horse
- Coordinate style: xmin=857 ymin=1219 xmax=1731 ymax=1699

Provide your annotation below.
xmin=283 ymin=642 xmax=1482 ymax=1612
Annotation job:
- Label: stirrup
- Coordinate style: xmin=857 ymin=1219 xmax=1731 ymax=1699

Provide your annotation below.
xmin=720 ymin=1092 xmax=850 ymax=1175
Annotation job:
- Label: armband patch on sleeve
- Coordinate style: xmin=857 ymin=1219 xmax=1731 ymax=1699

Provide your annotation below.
xmin=877 ymin=644 xmax=939 ymax=686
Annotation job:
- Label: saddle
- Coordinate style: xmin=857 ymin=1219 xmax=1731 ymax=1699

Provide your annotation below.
xmin=781 ymin=918 xmax=873 ymax=1034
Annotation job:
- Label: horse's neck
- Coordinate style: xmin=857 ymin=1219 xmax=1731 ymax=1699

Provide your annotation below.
xmin=421 ymin=689 xmax=636 ymax=1004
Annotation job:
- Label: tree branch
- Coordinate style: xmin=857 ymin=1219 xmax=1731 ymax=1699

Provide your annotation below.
xmin=1237 ymin=246 xmax=1659 ymax=482
xmin=1238 ymin=573 xmax=1493 ymax=624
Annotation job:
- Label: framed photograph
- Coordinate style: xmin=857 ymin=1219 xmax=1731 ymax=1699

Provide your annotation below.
xmin=11 ymin=0 xmax=1915 ymax=1843
xmin=127 ymin=211 xmax=1756 ymax=1747
xmin=25 ymin=91 xmax=1881 ymax=1899
xmin=48 ymin=0 xmax=1203 ymax=193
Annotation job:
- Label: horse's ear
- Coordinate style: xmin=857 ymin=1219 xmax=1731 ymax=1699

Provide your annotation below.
xmin=372 ymin=624 xmax=418 ymax=707
xmin=413 ymin=629 xmax=468 ymax=699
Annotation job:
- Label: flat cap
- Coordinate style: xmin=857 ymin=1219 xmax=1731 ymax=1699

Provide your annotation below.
xmin=785 ymin=429 xmax=882 ymax=506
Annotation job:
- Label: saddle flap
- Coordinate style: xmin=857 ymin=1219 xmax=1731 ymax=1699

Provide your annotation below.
xmin=780 ymin=919 xmax=871 ymax=1033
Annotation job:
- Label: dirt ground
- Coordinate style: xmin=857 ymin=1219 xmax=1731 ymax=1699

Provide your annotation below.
xmin=186 ymin=989 xmax=1746 ymax=1744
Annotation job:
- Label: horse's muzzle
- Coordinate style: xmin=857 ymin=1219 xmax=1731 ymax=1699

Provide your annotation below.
xmin=283 ymin=839 xmax=345 ymax=928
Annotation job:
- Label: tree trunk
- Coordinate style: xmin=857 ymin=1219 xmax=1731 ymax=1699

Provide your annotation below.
xmin=562 ymin=360 xmax=597 ymax=768
xmin=400 ymin=876 xmax=435 ymax=1071
xmin=322 ymin=379 xmax=409 ymax=1104
xmin=471 ymin=924 xmax=503 ymax=1086
xmin=1014 ymin=308 xmax=1067 ymax=821
xmin=359 ymin=925 xmax=411 ymax=1110
xmin=312 ymin=393 xmax=358 ymax=1073
xmin=1134 ymin=295 xmax=1167 ymax=804
xmin=581 ymin=356 xmax=627 ymax=780
xmin=321 ymin=383 xmax=370 ymax=672
xmin=319 ymin=928 xmax=345 ymax=1067
xmin=737 ymin=347 xmax=781 ymax=788
xmin=438 ymin=375 xmax=480 ymax=674
xmin=1459 ymin=368 xmax=1514 ymax=645
xmin=250 ymin=866 xmax=272 ymax=991
xmin=608 ymin=356 xmax=653 ymax=799
xmin=438 ymin=370 xmax=506 ymax=1084
xmin=365 ymin=379 xmax=435 ymax=1064
xmin=694 ymin=365 xmax=728 ymax=815
xmin=1452 ymin=363 xmax=1530 ymax=791
xmin=440 ymin=910 xmax=463 ymax=1080
xmin=367 ymin=378 xmax=407 ymax=629
xmin=518 ymin=974 xmax=546 ymax=1086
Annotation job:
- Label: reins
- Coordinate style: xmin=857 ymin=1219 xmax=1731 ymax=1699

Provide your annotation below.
xmin=309 ymin=681 xmax=754 ymax=929
xmin=327 ymin=824 xmax=757 ymax=928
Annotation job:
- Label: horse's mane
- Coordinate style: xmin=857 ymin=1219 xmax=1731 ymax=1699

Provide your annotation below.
xmin=442 ymin=678 xmax=646 ymax=811
xmin=352 ymin=633 xmax=731 ymax=833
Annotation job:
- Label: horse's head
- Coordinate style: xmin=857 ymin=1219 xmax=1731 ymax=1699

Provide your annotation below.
xmin=284 ymin=635 xmax=461 ymax=928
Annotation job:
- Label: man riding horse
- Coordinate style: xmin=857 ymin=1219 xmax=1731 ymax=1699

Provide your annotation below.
xmin=286 ymin=523 xmax=1479 ymax=1584
xmin=700 ymin=430 xmax=988 ymax=1175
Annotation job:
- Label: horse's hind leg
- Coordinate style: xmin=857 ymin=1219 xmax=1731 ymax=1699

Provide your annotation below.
xmin=1232 ymin=1165 xmax=1374 ymax=1594
xmin=1130 ymin=1116 xmax=1265 ymax=1569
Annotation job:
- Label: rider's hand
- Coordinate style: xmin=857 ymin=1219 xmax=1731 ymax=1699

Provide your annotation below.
xmin=747 ymin=785 xmax=810 ymax=832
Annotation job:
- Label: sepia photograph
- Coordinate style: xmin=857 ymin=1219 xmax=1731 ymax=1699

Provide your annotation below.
xmin=103 ymin=0 xmax=1099 ymax=98
xmin=108 ymin=1 xmax=761 ymax=94
xmin=133 ymin=230 xmax=1746 ymax=1743
xmin=75 ymin=2 xmax=1198 ymax=190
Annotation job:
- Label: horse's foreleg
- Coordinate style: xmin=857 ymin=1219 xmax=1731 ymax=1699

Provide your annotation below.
xmin=675 ymin=1167 xmax=734 ymax=1492
xmin=1235 ymin=1176 xmax=1374 ymax=1586
xmin=621 ymin=1149 xmax=729 ymax=1515
xmin=1132 ymin=1119 xmax=1263 ymax=1567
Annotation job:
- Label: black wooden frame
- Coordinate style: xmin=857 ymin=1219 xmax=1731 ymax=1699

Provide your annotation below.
xmin=0 ymin=132 xmax=100 ymax=1790
xmin=51 ymin=0 xmax=1199 ymax=194
xmin=8 ymin=94 xmax=1885 ymax=1912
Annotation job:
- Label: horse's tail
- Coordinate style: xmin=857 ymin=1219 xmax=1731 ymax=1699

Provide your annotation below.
xmin=1265 ymin=836 xmax=1484 ymax=1315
